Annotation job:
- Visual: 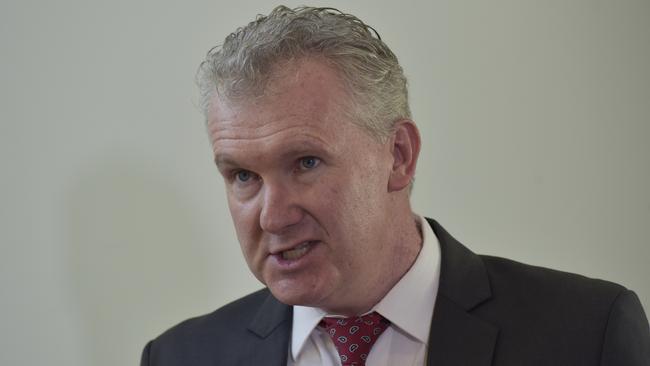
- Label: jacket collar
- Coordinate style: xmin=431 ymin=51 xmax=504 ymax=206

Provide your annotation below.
xmin=248 ymin=292 xmax=292 ymax=338
xmin=426 ymin=218 xmax=499 ymax=366
xmin=246 ymin=293 xmax=292 ymax=365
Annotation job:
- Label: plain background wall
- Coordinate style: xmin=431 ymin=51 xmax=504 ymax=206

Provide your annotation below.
xmin=1 ymin=0 xmax=648 ymax=365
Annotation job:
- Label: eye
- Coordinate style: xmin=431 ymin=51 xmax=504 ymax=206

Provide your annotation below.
xmin=299 ymin=156 xmax=320 ymax=170
xmin=235 ymin=170 xmax=253 ymax=182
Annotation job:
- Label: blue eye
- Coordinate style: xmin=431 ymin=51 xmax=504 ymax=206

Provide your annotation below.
xmin=235 ymin=170 xmax=252 ymax=182
xmin=300 ymin=157 xmax=320 ymax=170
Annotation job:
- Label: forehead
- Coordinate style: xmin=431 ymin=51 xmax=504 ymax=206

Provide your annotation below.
xmin=207 ymin=59 xmax=358 ymax=157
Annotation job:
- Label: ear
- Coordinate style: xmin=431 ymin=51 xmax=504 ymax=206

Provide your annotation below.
xmin=388 ymin=119 xmax=421 ymax=192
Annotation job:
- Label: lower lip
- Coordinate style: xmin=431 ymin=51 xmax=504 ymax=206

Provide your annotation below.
xmin=271 ymin=240 xmax=320 ymax=268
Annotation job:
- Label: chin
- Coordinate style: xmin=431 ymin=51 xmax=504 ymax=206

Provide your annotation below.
xmin=267 ymin=281 xmax=325 ymax=307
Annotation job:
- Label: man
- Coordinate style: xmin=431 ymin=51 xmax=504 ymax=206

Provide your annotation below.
xmin=141 ymin=6 xmax=650 ymax=365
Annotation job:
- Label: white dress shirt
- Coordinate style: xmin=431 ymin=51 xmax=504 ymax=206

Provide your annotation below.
xmin=288 ymin=215 xmax=441 ymax=366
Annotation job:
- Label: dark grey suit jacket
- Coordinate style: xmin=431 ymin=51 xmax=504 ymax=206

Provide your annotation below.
xmin=141 ymin=219 xmax=650 ymax=365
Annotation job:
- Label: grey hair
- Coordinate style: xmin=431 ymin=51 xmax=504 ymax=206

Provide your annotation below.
xmin=196 ymin=5 xmax=411 ymax=141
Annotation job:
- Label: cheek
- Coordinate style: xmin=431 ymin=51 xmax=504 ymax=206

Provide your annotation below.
xmin=227 ymin=196 xmax=261 ymax=255
xmin=227 ymin=199 xmax=268 ymax=284
xmin=341 ymin=163 xmax=387 ymax=212
xmin=316 ymin=176 xmax=370 ymax=241
xmin=325 ymin=158 xmax=390 ymax=243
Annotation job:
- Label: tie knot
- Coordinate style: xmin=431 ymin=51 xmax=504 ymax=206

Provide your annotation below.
xmin=318 ymin=312 xmax=390 ymax=366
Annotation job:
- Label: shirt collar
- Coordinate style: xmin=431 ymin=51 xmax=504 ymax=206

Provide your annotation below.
xmin=373 ymin=215 xmax=440 ymax=342
xmin=291 ymin=215 xmax=441 ymax=360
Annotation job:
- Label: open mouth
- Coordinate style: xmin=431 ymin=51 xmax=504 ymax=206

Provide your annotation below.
xmin=279 ymin=240 xmax=318 ymax=261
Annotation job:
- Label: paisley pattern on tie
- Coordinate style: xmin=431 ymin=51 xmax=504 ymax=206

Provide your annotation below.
xmin=318 ymin=312 xmax=390 ymax=366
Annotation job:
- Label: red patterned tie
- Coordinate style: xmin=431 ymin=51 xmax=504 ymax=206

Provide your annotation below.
xmin=318 ymin=312 xmax=390 ymax=366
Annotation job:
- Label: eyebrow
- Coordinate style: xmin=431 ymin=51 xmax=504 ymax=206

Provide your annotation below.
xmin=214 ymin=155 xmax=233 ymax=169
xmin=214 ymin=140 xmax=331 ymax=171
xmin=280 ymin=142 xmax=330 ymax=159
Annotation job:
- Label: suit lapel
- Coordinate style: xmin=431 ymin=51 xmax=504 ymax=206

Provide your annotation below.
xmin=245 ymin=291 xmax=293 ymax=366
xmin=427 ymin=294 xmax=499 ymax=366
xmin=426 ymin=219 xmax=499 ymax=366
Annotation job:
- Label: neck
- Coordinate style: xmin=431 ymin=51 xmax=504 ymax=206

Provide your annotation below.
xmin=324 ymin=212 xmax=423 ymax=316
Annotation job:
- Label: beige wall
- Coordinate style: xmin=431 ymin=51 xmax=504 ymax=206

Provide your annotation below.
xmin=1 ymin=1 xmax=648 ymax=365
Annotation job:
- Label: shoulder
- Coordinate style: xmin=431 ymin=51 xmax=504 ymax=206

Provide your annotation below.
xmin=159 ymin=287 xmax=270 ymax=341
xmin=141 ymin=288 xmax=273 ymax=366
xmin=474 ymin=256 xmax=650 ymax=365
xmin=477 ymin=254 xmax=628 ymax=324
xmin=430 ymin=217 xmax=628 ymax=312
xmin=480 ymin=254 xmax=626 ymax=304
xmin=475 ymin=255 xmax=650 ymax=364
xmin=428 ymin=218 xmax=649 ymax=363
xmin=429 ymin=217 xmax=627 ymax=310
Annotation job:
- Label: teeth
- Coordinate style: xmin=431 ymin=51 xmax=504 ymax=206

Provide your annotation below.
xmin=281 ymin=241 xmax=313 ymax=260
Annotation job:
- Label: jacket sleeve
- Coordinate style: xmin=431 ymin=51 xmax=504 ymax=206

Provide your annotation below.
xmin=140 ymin=340 xmax=152 ymax=366
xmin=600 ymin=289 xmax=650 ymax=365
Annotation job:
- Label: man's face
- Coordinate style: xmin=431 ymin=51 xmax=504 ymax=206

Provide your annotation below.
xmin=208 ymin=59 xmax=396 ymax=313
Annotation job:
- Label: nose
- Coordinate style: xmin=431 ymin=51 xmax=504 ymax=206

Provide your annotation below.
xmin=259 ymin=181 xmax=303 ymax=234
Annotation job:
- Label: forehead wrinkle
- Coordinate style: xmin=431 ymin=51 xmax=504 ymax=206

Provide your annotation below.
xmin=210 ymin=120 xmax=320 ymax=143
